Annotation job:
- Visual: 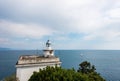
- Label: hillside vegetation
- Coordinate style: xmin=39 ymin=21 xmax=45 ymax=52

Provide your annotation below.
xmin=29 ymin=61 xmax=105 ymax=81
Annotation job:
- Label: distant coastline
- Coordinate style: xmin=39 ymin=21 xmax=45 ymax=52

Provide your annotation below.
xmin=0 ymin=47 xmax=11 ymax=50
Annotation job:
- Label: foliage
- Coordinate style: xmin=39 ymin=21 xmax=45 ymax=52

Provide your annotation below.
xmin=4 ymin=74 xmax=16 ymax=81
xmin=78 ymin=61 xmax=96 ymax=74
xmin=29 ymin=61 xmax=105 ymax=81
xmin=78 ymin=61 xmax=105 ymax=81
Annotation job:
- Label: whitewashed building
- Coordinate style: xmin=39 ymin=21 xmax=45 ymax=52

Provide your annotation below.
xmin=16 ymin=40 xmax=61 ymax=81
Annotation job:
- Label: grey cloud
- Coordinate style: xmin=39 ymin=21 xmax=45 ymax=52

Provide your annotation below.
xmin=0 ymin=0 xmax=120 ymax=49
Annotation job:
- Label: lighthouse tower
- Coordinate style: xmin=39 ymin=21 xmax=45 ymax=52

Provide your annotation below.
xmin=16 ymin=40 xmax=61 ymax=81
xmin=43 ymin=40 xmax=54 ymax=57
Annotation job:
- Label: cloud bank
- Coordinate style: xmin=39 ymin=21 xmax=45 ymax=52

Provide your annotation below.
xmin=0 ymin=0 xmax=120 ymax=49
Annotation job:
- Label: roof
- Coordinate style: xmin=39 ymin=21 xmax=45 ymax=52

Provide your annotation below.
xmin=16 ymin=55 xmax=60 ymax=65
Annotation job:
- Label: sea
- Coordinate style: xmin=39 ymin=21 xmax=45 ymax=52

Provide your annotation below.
xmin=0 ymin=50 xmax=120 ymax=81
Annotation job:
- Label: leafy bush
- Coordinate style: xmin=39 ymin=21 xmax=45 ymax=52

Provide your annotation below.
xmin=29 ymin=61 xmax=105 ymax=81
xmin=4 ymin=74 xmax=16 ymax=81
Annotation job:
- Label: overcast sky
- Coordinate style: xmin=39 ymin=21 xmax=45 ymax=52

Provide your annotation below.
xmin=0 ymin=0 xmax=120 ymax=50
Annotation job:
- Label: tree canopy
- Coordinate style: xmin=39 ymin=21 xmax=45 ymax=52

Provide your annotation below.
xmin=4 ymin=74 xmax=16 ymax=81
xmin=78 ymin=61 xmax=96 ymax=74
xmin=29 ymin=61 xmax=105 ymax=81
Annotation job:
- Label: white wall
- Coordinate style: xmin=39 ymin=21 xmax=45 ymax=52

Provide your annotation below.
xmin=44 ymin=51 xmax=54 ymax=57
xmin=16 ymin=66 xmax=45 ymax=81
xmin=16 ymin=64 xmax=59 ymax=81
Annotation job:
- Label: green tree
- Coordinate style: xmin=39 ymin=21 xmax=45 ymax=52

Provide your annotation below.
xmin=4 ymin=74 xmax=16 ymax=81
xmin=78 ymin=61 xmax=96 ymax=74
xmin=29 ymin=66 xmax=89 ymax=81
xmin=78 ymin=61 xmax=105 ymax=81
xmin=29 ymin=61 xmax=105 ymax=81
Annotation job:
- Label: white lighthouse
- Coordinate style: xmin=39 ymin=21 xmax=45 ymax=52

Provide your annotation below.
xmin=43 ymin=40 xmax=54 ymax=57
xmin=16 ymin=40 xmax=61 ymax=81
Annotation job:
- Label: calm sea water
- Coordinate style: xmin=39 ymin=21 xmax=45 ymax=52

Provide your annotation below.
xmin=0 ymin=50 xmax=120 ymax=81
